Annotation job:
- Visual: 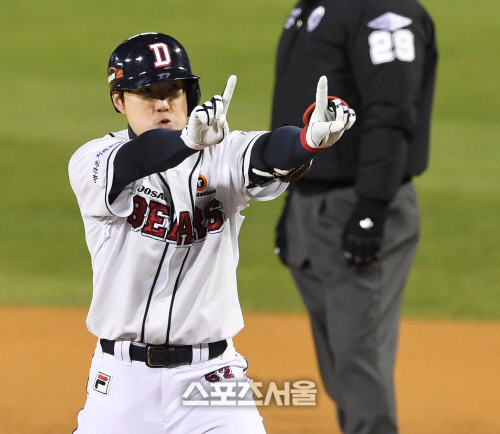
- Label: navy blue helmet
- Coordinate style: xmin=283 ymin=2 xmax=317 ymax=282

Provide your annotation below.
xmin=108 ymin=32 xmax=201 ymax=113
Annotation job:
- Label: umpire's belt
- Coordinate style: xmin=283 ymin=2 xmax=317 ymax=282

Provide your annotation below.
xmin=100 ymin=339 xmax=227 ymax=368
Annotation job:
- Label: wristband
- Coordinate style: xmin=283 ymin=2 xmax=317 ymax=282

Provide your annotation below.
xmin=302 ymin=96 xmax=349 ymax=126
xmin=180 ymin=127 xmax=207 ymax=151
xmin=300 ymin=127 xmax=325 ymax=153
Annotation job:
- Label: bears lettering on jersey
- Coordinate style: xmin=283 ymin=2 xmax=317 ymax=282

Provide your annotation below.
xmin=127 ymin=195 xmax=225 ymax=246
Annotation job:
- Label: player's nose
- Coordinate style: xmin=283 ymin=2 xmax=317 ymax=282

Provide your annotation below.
xmin=155 ymin=97 xmax=170 ymax=112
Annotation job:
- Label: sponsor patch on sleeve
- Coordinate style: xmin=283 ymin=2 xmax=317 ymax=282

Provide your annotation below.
xmin=367 ymin=12 xmax=412 ymax=31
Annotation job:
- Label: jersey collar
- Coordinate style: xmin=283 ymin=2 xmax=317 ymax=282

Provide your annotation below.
xmin=128 ymin=124 xmax=138 ymax=139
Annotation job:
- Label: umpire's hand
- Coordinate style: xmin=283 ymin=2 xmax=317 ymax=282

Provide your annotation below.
xmin=342 ymin=197 xmax=389 ymax=266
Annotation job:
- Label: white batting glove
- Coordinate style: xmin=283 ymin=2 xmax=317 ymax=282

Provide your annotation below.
xmin=181 ymin=75 xmax=237 ymax=150
xmin=301 ymin=76 xmax=356 ymax=152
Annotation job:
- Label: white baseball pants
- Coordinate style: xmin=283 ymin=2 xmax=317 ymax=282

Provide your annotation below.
xmin=74 ymin=339 xmax=266 ymax=434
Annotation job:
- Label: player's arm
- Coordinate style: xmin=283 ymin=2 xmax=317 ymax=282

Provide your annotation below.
xmin=249 ymin=127 xmax=310 ymax=186
xmin=109 ymin=129 xmax=197 ymax=202
xmin=250 ymin=76 xmax=355 ymax=185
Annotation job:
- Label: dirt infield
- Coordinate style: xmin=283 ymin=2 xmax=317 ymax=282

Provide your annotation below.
xmin=1 ymin=306 xmax=499 ymax=433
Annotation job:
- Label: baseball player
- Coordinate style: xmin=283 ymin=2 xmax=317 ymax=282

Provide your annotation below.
xmin=68 ymin=32 xmax=355 ymax=434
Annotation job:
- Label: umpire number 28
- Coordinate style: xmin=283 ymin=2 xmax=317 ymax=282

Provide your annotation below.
xmin=369 ymin=29 xmax=415 ymax=65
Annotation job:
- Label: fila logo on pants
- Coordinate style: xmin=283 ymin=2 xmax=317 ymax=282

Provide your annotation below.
xmin=94 ymin=372 xmax=112 ymax=395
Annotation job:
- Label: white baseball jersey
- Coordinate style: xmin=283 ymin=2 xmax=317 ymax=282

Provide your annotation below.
xmin=69 ymin=129 xmax=287 ymax=346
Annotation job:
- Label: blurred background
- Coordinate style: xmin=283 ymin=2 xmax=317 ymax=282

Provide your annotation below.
xmin=1 ymin=0 xmax=499 ymax=320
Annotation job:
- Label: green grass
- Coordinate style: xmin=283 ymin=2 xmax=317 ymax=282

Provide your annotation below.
xmin=402 ymin=118 xmax=500 ymax=319
xmin=1 ymin=0 xmax=499 ymax=320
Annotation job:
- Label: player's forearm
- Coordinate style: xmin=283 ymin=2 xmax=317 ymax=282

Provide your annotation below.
xmin=110 ymin=129 xmax=197 ymax=196
xmin=250 ymin=126 xmax=315 ymax=173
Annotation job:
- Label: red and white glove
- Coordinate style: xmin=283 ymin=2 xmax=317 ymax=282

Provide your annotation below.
xmin=300 ymin=76 xmax=356 ymax=153
xmin=181 ymin=75 xmax=237 ymax=150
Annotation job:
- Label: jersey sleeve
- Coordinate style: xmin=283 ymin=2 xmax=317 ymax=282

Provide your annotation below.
xmin=347 ymin=0 xmax=434 ymax=200
xmin=68 ymin=136 xmax=140 ymax=218
xmin=224 ymin=131 xmax=288 ymax=202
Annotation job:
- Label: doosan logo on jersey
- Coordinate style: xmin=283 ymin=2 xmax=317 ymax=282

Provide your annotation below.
xmin=137 ymin=185 xmax=165 ymax=200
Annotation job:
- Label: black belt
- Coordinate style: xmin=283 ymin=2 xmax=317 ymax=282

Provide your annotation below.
xmin=100 ymin=339 xmax=227 ymax=368
xmin=295 ymin=175 xmax=413 ymax=194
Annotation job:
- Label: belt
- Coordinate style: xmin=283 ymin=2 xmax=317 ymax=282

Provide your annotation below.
xmin=295 ymin=175 xmax=413 ymax=194
xmin=100 ymin=339 xmax=227 ymax=368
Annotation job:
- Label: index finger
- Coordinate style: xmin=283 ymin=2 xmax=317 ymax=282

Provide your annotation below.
xmin=222 ymin=75 xmax=237 ymax=115
xmin=315 ymin=75 xmax=328 ymax=114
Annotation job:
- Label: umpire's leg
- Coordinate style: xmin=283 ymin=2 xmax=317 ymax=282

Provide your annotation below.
xmin=286 ymin=183 xmax=420 ymax=434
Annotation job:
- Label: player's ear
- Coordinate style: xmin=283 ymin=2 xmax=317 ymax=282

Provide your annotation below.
xmin=112 ymin=90 xmax=126 ymax=113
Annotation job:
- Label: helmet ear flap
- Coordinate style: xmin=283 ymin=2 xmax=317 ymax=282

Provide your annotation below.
xmin=186 ymin=80 xmax=201 ymax=114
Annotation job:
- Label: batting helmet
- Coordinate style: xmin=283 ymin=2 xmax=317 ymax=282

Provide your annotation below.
xmin=108 ymin=32 xmax=201 ymax=113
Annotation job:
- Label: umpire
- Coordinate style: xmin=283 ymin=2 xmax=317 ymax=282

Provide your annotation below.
xmin=271 ymin=0 xmax=437 ymax=433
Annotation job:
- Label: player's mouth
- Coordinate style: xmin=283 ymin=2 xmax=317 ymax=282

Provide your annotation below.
xmin=158 ymin=118 xmax=172 ymax=129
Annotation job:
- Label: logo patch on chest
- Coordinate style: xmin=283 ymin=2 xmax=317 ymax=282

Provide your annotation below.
xmin=197 ymin=175 xmax=208 ymax=191
xmin=93 ymin=372 xmax=112 ymax=395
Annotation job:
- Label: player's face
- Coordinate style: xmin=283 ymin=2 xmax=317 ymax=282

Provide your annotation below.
xmin=113 ymin=80 xmax=188 ymax=135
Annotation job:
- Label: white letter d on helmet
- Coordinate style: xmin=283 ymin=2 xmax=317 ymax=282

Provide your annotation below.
xmin=149 ymin=43 xmax=172 ymax=68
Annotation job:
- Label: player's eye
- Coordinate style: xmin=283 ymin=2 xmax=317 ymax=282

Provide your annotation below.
xmin=166 ymin=84 xmax=181 ymax=94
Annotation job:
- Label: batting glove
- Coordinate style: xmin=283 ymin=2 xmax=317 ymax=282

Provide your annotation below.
xmin=300 ymin=76 xmax=356 ymax=153
xmin=181 ymin=75 xmax=237 ymax=150
xmin=342 ymin=197 xmax=389 ymax=266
